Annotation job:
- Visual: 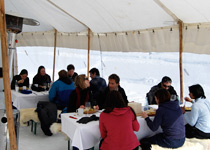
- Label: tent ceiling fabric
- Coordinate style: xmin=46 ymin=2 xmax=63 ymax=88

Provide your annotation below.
xmin=5 ymin=0 xmax=87 ymax=32
xmin=4 ymin=0 xmax=210 ymax=54
xmin=50 ymin=0 xmax=175 ymax=33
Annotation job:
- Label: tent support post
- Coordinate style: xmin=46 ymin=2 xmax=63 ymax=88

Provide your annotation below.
xmin=178 ymin=20 xmax=183 ymax=103
xmin=52 ymin=29 xmax=57 ymax=82
xmin=0 ymin=0 xmax=17 ymax=150
xmin=87 ymin=28 xmax=90 ymax=78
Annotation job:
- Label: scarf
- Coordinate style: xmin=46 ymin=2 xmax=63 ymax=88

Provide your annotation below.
xmin=76 ymin=87 xmax=89 ymax=108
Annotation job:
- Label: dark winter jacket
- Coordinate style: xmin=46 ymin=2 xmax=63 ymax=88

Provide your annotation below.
xmin=68 ymin=72 xmax=78 ymax=82
xmin=67 ymin=87 xmax=92 ymax=112
xmin=146 ymin=82 xmax=177 ymax=104
xmin=145 ymin=100 xmax=185 ymax=139
xmin=36 ymin=101 xmax=57 ymax=136
xmin=11 ymin=75 xmax=29 ymax=89
xmin=97 ymin=86 xmax=128 ymax=110
xmin=31 ymin=74 xmax=51 ymax=92
xmin=90 ymin=76 xmax=107 ymax=102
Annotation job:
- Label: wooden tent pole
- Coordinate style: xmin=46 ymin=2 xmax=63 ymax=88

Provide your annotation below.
xmin=52 ymin=29 xmax=57 ymax=82
xmin=178 ymin=20 xmax=183 ymax=103
xmin=87 ymin=28 xmax=90 ymax=78
xmin=0 ymin=0 xmax=17 ymax=150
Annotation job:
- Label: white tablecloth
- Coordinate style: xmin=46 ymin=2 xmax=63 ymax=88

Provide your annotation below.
xmin=61 ymin=112 xmax=162 ymax=150
xmin=11 ymin=90 xmax=49 ymax=109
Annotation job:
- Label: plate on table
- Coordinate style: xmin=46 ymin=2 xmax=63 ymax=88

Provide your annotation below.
xmin=185 ymin=107 xmax=191 ymax=111
xmin=19 ymin=87 xmax=29 ymax=91
xmin=84 ymin=109 xmax=98 ymax=114
xmin=136 ymin=108 xmax=156 ymax=116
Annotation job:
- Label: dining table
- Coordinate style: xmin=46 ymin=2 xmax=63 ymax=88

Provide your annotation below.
xmin=11 ymin=90 xmax=49 ymax=110
xmin=61 ymin=109 xmax=162 ymax=150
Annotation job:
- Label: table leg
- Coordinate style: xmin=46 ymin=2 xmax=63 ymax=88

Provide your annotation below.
xmin=68 ymin=140 xmax=70 ymax=150
xmin=31 ymin=120 xmax=33 ymax=132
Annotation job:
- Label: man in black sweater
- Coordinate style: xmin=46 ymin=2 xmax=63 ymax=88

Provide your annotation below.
xmin=97 ymin=74 xmax=128 ymax=109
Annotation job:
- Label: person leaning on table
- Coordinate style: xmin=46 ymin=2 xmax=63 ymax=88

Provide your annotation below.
xmin=140 ymin=89 xmax=185 ymax=150
xmin=182 ymin=84 xmax=210 ymax=139
xmin=67 ymin=74 xmax=95 ymax=112
xmin=146 ymin=76 xmax=177 ymax=105
xmin=31 ymin=66 xmax=51 ymax=92
xmin=99 ymin=90 xmax=140 ymax=150
xmin=97 ymin=74 xmax=128 ymax=109
xmin=11 ymin=69 xmax=29 ymax=89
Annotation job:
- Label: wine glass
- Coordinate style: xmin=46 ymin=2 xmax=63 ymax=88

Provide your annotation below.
xmin=85 ymin=102 xmax=91 ymax=116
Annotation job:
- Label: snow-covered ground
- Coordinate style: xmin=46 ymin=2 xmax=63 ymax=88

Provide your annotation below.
xmin=17 ymin=47 xmax=210 ymax=105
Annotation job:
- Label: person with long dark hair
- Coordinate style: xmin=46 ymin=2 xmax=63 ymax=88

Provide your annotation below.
xmin=99 ymin=90 xmax=140 ymax=150
xmin=11 ymin=69 xmax=29 ymax=89
xmin=183 ymin=84 xmax=210 ymax=139
xmin=140 ymin=89 xmax=185 ymax=150
xmin=31 ymin=66 xmax=51 ymax=92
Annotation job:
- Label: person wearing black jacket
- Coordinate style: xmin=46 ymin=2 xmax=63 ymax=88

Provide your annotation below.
xmin=97 ymin=74 xmax=128 ymax=110
xmin=31 ymin=66 xmax=51 ymax=92
xmin=67 ymin=74 xmax=92 ymax=112
xmin=67 ymin=64 xmax=78 ymax=82
xmin=146 ymin=76 xmax=177 ymax=105
xmin=11 ymin=69 xmax=29 ymax=89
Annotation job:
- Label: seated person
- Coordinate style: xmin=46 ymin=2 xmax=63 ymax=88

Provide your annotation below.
xmin=182 ymin=84 xmax=210 ymax=139
xmin=99 ymin=90 xmax=140 ymax=150
xmin=89 ymin=68 xmax=107 ymax=103
xmin=67 ymin=74 xmax=92 ymax=112
xmin=49 ymin=70 xmax=75 ymax=110
xmin=67 ymin=64 xmax=78 ymax=81
xmin=31 ymin=66 xmax=51 ymax=92
xmin=11 ymin=69 xmax=29 ymax=89
xmin=146 ymin=76 xmax=177 ymax=105
xmin=140 ymin=89 xmax=185 ymax=150
xmin=97 ymin=74 xmax=128 ymax=109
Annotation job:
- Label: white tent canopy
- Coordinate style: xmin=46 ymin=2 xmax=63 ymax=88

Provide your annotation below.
xmin=4 ymin=0 xmax=210 ymax=54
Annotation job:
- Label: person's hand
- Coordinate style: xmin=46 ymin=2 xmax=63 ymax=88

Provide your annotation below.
xmin=184 ymin=97 xmax=193 ymax=103
xmin=93 ymin=105 xmax=99 ymax=110
xmin=181 ymin=106 xmax=186 ymax=114
xmin=141 ymin=111 xmax=148 ymax=118
xmin=18 ymin=79 xmax=24 ymax=84
xmin=80 ymin=105 xmax=85 ymax=109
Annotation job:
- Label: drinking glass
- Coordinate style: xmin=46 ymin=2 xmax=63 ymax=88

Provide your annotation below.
xmin=85 ymin=102 xmax=91 ymax=116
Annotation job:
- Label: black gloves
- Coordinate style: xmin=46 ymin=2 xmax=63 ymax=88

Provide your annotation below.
xmin=77 ymin=115 xmax=99 ymax=124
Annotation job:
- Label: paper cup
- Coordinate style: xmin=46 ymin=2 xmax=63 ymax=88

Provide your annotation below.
xmin=76 ymin=108 xmax=84 ymax=116
xmin=15 ymin=86 xmax=19 ymax=92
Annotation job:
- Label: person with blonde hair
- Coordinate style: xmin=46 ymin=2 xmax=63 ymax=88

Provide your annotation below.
xmin=67 ymin=74 xmax=92 ymax=112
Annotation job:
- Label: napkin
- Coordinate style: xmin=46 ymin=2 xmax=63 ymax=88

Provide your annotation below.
xmin=77 ymin=115 xmax=99 ymax=124
xmin=21 ymin=90 xmax=32 ymax=94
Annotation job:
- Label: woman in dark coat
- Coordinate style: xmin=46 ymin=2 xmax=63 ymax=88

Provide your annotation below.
xmin=67 ymin=74 xmax=92 ymax=112
xmin=31 ymin=66 xmax=51 ymax=92
xmin=11 ymin=69 xmax=29 ymax=89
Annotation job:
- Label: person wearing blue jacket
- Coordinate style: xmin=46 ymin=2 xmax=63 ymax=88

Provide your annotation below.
xmin=140 ymin=89 xmax=185 ymax=150
xmin=49 ymin=70 xmax=75 ymax=110
xmin=183 ymin=84 xmax=210 ymax=139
